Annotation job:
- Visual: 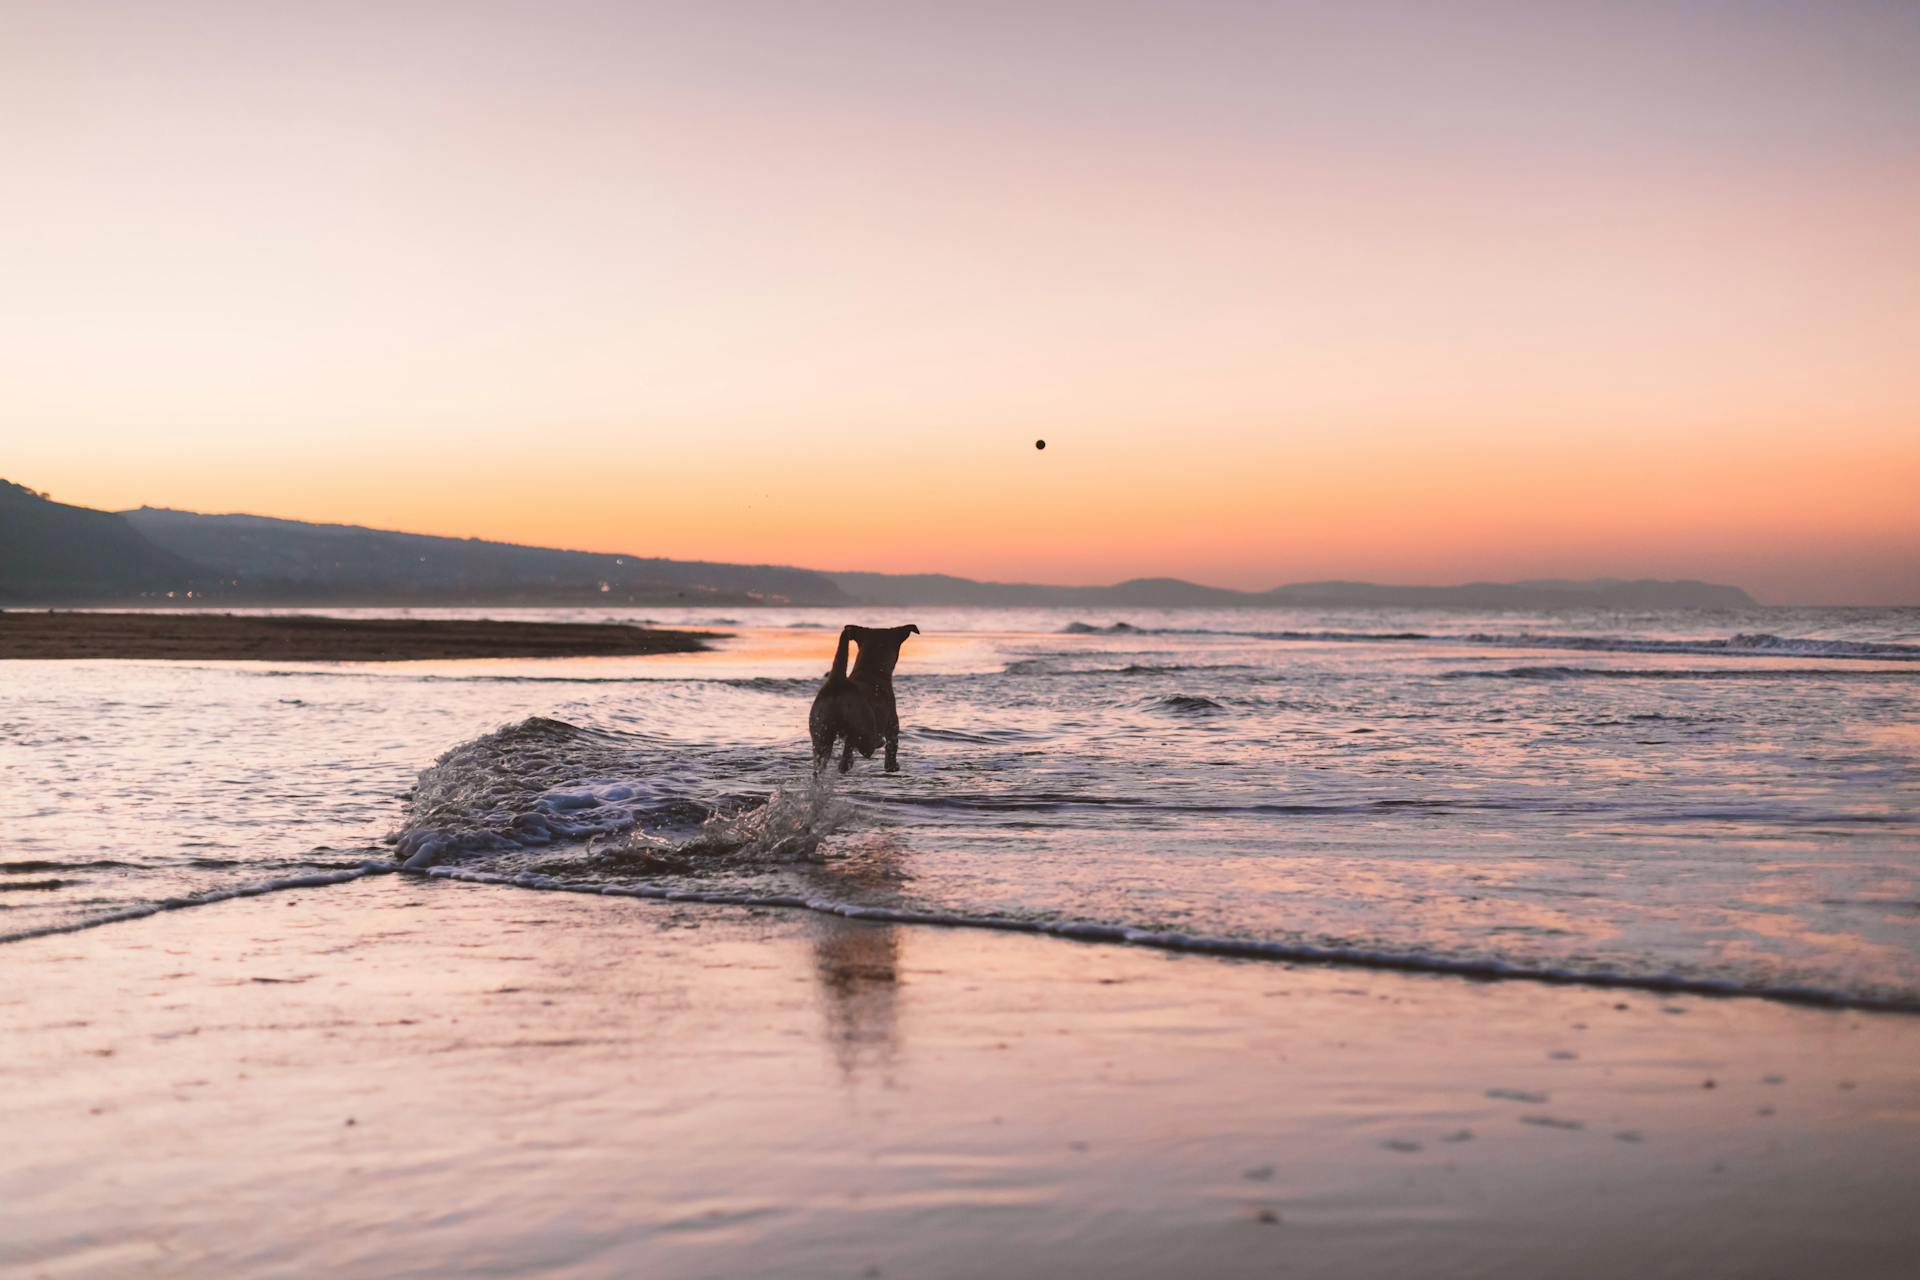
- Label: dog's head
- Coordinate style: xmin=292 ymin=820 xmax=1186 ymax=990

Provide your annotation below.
xmin=843 ymin=624 xmax=919 ymax=669
xmin=847 ymin=623 xmax=918 ymax=641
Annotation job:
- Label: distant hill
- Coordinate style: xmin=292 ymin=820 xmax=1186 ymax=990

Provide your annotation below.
xmin=0 ymin=480 xmax=200 ymax=603
xmin=119 ymin=507 xmax=851 ymax=606
xmin=828 ymin=570 xmax=1757 ymax=611
xmin=0 ymin=478 xmax=1757 ymax=610
xmin=1259 ymin=578 xmax=1758 ymax=610
xmin=823 ymin=572 xmax=1250 ymax=608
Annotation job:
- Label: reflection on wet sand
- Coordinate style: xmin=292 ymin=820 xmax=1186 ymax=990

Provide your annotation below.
xmin=806 ymin=835 xmax=912 ymax=1078
xmin=809 ymin=915 xmax=902 ymax=1079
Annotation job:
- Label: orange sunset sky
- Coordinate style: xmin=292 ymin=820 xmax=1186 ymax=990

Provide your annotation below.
xmin=2 ymin=1 xmax=1916 ymax=604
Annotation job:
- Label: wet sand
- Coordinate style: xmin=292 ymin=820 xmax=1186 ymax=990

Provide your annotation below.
xmin=2 ymin=877 xmax=1915 ymax=1278
xmin=0 ymin=611 xmax=714 ymax=661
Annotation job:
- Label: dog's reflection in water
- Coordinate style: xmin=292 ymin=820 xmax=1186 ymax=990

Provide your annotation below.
xmin=810 ymin=915 xmax=902 ymax=1079
xmin=809 ymin=623 xmax=919 ymax=774
xmin=807 ymin=834 xmax=912 ymax=1079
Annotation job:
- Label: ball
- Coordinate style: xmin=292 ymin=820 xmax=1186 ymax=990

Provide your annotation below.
xmin=1034 ymin=439 xmax=1047 ymax=450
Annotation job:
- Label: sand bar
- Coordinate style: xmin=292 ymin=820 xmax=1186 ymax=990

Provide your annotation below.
xmin=0 ymin=611 xmax=714 ymax=661
xmin=1 ymin=875 xmax=1915 ymax=1279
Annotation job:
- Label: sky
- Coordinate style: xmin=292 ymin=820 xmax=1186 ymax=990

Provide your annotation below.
xmin=2 ymin=1 xmax=1916 ymax=604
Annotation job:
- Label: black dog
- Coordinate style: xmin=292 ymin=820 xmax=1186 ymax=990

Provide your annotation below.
xmin=809 ymin=623 xmax=919 ymax=773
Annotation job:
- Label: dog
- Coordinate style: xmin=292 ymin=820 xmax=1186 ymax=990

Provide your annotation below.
xmin=809 ymin=623 xmax=919 ymax=773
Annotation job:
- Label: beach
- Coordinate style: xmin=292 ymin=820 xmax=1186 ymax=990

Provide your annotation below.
xmin=0 ymin=612 xmax=712 ymax=661
xmin=3 ymin=873 xmax=1916 ymax=1279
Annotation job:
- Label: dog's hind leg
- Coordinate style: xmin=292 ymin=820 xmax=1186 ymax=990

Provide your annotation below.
xmin=809 ymin=698 xmax=837 ymax=772
xmin=839 ymin=736 xmax=856 ymax=774
xmin=881 ymin=698 xmax=901 ymax=772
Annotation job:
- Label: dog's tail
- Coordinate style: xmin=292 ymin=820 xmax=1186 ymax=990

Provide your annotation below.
xmin=829 ymin=625 xmax=855 ymax=680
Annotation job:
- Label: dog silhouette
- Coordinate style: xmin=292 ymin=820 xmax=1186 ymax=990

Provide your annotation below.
xmin=810 ymin=623 xmax=919 ymax=773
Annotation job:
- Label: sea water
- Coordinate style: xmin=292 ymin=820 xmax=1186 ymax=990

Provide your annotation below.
xmin=3 ymin=605 xmax=1916 ymax=1008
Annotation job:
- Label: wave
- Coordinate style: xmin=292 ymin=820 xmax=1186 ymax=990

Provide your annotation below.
xmin=0 ymin=866 xmax=388 ymax=946
xmin=390 ymin=716 xmax=848 ymax=871
xmin=416 ymin=867 xmax=1920 ymax=1014
xmin=1444 ymin=666 xmax=1920 ymax=682
xmin=1062 ymin=622 xmax=1428 ymax=642
xmin=395 ymin=717 xmax=1896 ymax=846
xmin=910 ymin=725 xmax=1051 ymax=745
xmin=1001 ymin=658 xmax=1258 ymax=678
xmin=392 ymin=717 xmax=688 ymax=869
xmin=1459 ymin=631 xmax=1920 ymax=661
xmin=3 ymin=858 xmax=139 ymax=874
xmin=1150 ymin=693 xmax=1229 ymax=715
xmin=279 ymin=711 xmax=1920 ymax=1015
xmin=1057 ymin=622 xmax=1920 ymax=661
xmin=20 ymin=850 xmax=1911 ymax=1013
xmin=860 ymin=792 xmax=1901 ymax=828
xmin=720 ymin=676 xmax=821 ymax=693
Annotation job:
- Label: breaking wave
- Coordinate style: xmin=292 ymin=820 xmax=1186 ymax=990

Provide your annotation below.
xmin=389 ymin=716 xmax=853 ymax=872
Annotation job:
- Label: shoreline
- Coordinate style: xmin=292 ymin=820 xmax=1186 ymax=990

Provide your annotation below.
xmin=424 ymin=865 xmax=1920 ymax=1014
xmin=0 ymin=610 xmax=716 ymax=661
xmin=3 ymin=875 xmax=1915 ymax=1278
xmin=10 ymin=861 xmax=1914 ymax=1015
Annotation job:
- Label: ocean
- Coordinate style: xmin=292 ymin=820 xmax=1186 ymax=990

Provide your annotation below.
xmin=4 ymin=605 xmax=1917 ymax=1009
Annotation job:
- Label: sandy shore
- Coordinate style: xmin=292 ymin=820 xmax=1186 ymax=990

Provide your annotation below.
xmin=0 ymin=611 xmax=714 ymax=661
xmin=1 ymin=878 xmax=1915 ymax=1278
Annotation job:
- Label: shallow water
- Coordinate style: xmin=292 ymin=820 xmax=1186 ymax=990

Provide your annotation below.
xmin=3 ymin=605 xmax=1917 ymax=1006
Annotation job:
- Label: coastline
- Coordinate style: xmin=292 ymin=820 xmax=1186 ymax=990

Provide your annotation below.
xmin=3 ymin=875 xmax=1915 ymax=1279
xmin=0 ymin=611 xmax=715 ymax=661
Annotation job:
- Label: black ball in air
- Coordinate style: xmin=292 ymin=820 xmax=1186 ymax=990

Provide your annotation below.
xmin=1035 ymin=439 xmax=1047 ymax=450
